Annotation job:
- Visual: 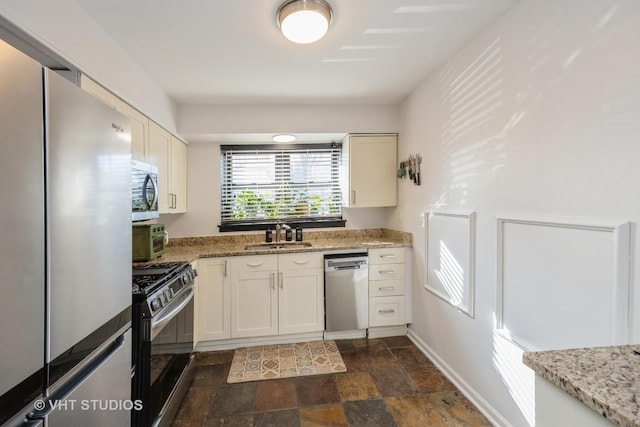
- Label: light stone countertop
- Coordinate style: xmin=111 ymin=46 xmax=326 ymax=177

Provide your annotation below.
xmin=135 ymin=228 xmax=412 ymax=266
xmin=523 ymin=345 xmax=640 ymax=427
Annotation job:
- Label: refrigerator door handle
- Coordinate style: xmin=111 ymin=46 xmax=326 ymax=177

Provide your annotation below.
xmin=30 ymin=333 xmax=126 ymax=419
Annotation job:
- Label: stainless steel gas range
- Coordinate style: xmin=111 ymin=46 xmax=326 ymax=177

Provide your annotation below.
xmin=131 ymin=262 xmax=197 ymax=427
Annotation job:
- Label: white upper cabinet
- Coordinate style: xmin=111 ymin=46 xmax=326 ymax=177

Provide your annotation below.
xmin=121 ymin=104 xmax=150 ymax=162
xmin=80 ymin=75 xmax=123 ymax=112
xmin=343 ymin=134 xmax=397 ymax=207
xmin=149 ymin=121 xmax=171 ymax=213
xmin=149 ymin=122 xmax=188 ymax=214
xmin=80 ymin=74 xmax=187 ymax=214
xmin=170 ymin=136 xmax=187 ymax=213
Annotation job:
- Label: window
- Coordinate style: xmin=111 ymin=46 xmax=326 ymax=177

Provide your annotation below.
xmin=219 ymin=143 xmax=344 ymax=232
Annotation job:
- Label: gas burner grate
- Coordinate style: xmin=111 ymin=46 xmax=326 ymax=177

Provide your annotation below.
xmin=132 ymin=261 xmax=190 ymax=295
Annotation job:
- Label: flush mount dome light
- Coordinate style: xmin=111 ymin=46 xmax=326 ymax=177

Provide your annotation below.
xmin=272 ymin=134 xmax=297 ymax=143
xmin=277 ymin=0 xmax=333 ymax=44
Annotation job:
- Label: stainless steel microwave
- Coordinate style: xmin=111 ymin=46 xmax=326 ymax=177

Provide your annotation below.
xmin=132 ymin=160 xmax=159 ymax=221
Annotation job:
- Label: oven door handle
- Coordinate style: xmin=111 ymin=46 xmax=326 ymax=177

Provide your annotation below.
xmin=150 ymin=284 xmax=194 ymax=340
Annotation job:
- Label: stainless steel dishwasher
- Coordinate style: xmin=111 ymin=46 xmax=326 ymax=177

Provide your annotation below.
xmin=324 ymin=253 xmax=369 ymax=332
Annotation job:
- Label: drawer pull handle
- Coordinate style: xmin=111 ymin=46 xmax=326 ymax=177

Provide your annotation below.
xmin=379 ymin=270 xmax=395 ymax=274
xmin=379 ymin=254 xmax=396 ymax=259
xmin=379 ymin=309 xmax=395 ymax=314
xmin=379 ymin=286 xmax=395 ymax=291
xmin=293 ymin=260 xmax=310 ymax=265
xmin=247 ymin=262 xmax=264 ymax=267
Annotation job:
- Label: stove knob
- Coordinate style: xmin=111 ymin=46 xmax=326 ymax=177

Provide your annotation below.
xmin=151 ymin=298 xmax=162 ymax=311
xmin=164 ymin=289 xmax=172 ymax=301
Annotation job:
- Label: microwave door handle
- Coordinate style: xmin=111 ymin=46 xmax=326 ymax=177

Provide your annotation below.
xmin=142 ymin=173 xmax=159 ymax=210
xmin=142 ymin=174 xmax=151 ymax=209
xmin=149 ymin=174 xmax=159 ymax=209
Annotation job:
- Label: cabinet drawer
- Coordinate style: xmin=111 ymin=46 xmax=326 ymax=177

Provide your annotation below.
xmin=232 ymin=255 xmax=278 ymax=272
xmin=369 ymin=247 xmax=405 ymax=265
xmin=369 ymin=296 xmax=405 ymax=327
xmin=278 ymin=252 xmax=323 ymax=271
xmin=369 ymin=263 xmax=404 ymax=281
xmin=369 ymin=279 xmax=405 ymax=297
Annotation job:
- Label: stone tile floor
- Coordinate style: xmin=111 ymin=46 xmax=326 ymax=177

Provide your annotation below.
xmin=171 ymin=336 xmax=491 ymax=426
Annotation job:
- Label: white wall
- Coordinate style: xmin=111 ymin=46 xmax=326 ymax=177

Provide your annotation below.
xmin=178 ymin=103 xmax=398 ymax=135
xmin=162 ymin=141 xmax=394 ymax=238
xmin=0 ymin=0 xmax=177 ymax=133
xmin=393 ymin=0 xmax=640 ymax=425
xmin=166 ymin=103 xmax=399 ymax=237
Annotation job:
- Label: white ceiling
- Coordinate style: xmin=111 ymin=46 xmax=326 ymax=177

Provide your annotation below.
xmin=74 ymin=0 xmax=519 ymax=106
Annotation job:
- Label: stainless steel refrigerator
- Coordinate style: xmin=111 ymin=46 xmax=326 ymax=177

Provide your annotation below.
xmin=0 ymin=39 xmax=132 ymax=426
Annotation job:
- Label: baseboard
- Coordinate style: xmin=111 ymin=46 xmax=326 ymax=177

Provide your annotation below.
xmin=407 ymin=329 xmax=512 ymax=427
xmin=196 ymin=332 xmax=324 ymax=352
xmin=367 ymin=325 xmax=408 ymax=338
xmin=323 ymin=329 xmax=367 ymax=340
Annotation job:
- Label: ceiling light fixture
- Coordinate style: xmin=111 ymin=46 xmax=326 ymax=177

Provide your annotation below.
xmin=272 ymin=134 xmax=297 ymax=143
xmin=276 ymin=0 xmax=333 ymax=44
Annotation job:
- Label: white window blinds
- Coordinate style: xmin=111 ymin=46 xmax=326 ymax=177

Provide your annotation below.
xmin=220 ymin=144 xmax=342 ymax=224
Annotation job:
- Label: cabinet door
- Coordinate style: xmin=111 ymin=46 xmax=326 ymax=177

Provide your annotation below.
xmin=80 ymin=75 xmax=123 ymax=112
xmin=348 ymin=134 xmax=397 ymax=207
xmin=369 ymin=279 xmax=405 ymax=297
xmin=230 ymin=256 xmax=278 ymax=338
xmin=197 ymin=258 xmax=231 ymax=342
xmin=170 ymin=137 xmax=187 ymax=213
xmin=369 ymin=247 xmax=405 ymax=265
xmin=369 ymin=296 xmax=405 ymax=327
xmin=122 ymin=104 xmax=149 ymax=162
xmin=369 ymin=263 xmax=404 ymax=281
xmin=149 ymin=121 xmax=171 ymax=213
xmin=278 ymin=253 xmax=324 ymax=335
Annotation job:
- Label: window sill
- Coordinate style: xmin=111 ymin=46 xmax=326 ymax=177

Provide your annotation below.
xmin=219 ymin=218 xmax=346 ymax=233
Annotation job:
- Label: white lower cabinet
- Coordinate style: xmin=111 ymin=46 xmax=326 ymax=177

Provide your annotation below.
xmin=278 ymin=254 xmax=324 ymax=335
xmin=230 ymin=255 xmax=279 ymax=338
xmin=369 ymin=296 xmax=405 ymax=327
xmin=215 ymin=253 xmax=324 ymax=340
xmin=195 ymin=248 xmax=411 ymax=345
xmin=368 ymin=248 xmax=407 ymax=328
xmin=196 ymin=258 xmax=231 ymax=342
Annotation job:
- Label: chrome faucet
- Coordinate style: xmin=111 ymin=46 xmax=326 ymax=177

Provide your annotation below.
xmin=275 ymin=223 xmax=291 ymax=242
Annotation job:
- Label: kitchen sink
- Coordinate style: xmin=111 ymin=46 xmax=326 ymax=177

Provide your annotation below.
xmin=244 ymin=242 xmax=313 ymax=250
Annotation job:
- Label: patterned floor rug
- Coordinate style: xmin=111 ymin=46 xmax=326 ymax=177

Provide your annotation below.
xmin=227 ymin=340 xmax=347 ymax=383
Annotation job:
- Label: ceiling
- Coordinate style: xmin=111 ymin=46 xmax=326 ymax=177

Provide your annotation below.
xmin=74 ymin=0 xmax=519 ymax=106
